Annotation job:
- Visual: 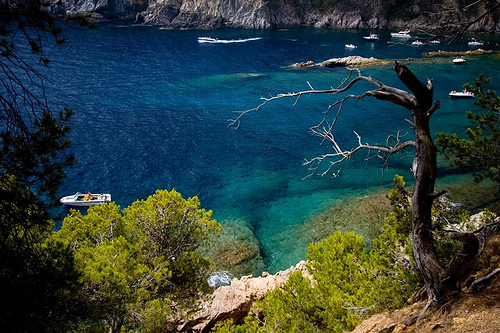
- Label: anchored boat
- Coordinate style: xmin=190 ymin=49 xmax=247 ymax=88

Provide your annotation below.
xmin=60 ymin=192 xmax=112 ymax=207
xmin=449 ymin=90 xmax=475 ymax=98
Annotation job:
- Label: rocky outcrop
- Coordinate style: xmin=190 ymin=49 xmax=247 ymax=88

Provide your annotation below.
xmin=291 ymin=56 xmax=389 ymax=68
xmin=180 ymin=260 xmax=310 ymax=332
xmin=54 ymin=0 xmax=500 ymax=31
xmin=320 ymin=55 xmax=389 ymax=67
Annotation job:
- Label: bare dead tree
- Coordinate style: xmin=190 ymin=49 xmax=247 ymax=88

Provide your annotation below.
xmin=229 ymin=62 xmax=470 ymax=308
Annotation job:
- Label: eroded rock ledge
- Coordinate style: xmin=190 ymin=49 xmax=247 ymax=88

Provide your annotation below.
xmin=181 ymin=261 xmax=310 ymax=332
xmin=292 ymin=55 xmax=389 ymax=68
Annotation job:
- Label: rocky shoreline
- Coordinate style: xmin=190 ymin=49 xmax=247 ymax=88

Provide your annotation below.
xmin=180 ymin=261 xmax=310 ymax=332
xmin=56 ymin=0 xmax=500 ymax=31
xmin=183 ymin=213 xmax=500 ymax=332
xmin=289 ymin=49 xmax=497 ymax=69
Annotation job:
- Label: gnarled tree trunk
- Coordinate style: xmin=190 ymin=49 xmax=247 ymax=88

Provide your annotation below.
xmin=232 ymin=61 xmax=475 ymax=307
xmin=394 ymin=62 xmax=447 ymax=305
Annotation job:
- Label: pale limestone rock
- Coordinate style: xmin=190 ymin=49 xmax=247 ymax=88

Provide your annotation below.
xmin=392 ymin=323 xmax=406 ymax=333
xmin=321 ymin=56 xmax=388 ymax=67
xmin=181 ymin=260 xmax=309 ymax=332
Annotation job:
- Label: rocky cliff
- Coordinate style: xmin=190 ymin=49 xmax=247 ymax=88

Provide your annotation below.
xmin=56 ymin=0 xmax=500 ymax=31
xmin=180 ymin=261 xmax=310 ymax=332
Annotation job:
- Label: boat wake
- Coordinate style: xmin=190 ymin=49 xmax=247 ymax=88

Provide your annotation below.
xmin=198 ymin=36 xmax=262 ymax=44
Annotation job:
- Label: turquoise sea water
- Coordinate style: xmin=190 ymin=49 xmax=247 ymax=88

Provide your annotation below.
xmin=40 ymin=25 xmax=500 ymax=274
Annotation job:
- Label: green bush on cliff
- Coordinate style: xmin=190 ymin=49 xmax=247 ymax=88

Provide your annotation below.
xmin=53 ymin=189 xmax=221 ymax=332
xmin=213 ymin=176 xmax=422 ymax=332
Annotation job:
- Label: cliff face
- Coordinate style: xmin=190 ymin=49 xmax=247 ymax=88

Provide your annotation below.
xmin=63 ymin=0 xmax=149 ymax=21
xmin=57 ymin=0 xmax=500 ymax=31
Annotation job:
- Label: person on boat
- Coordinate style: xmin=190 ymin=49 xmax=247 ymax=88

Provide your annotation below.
xmin=83 ymin=192 xmax=92 ymax=201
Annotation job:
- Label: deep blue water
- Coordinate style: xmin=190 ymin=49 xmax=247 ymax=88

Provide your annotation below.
xmin=38 ymin=25 xmax=500 ymax=274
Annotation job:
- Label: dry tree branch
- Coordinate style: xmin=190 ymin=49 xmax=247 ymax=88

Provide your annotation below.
xmin=228 ymin=68 xmax=415 ymax=129
xmin=303 ymin=129 xmax=416 ymax=178
xmin=229 ymin=66 xmax=421 ymax=178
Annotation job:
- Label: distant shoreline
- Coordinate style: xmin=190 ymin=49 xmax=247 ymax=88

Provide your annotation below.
xmin=289 ymin=49 xmax=497 ymax=69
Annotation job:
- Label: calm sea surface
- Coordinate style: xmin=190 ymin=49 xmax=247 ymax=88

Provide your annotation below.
xmin=40 ymin=24 xmax=500 ymax=274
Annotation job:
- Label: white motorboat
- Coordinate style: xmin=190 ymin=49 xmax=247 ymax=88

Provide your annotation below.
xmin=411 ymin=40 xmax=424 ymax=46
xmin=391 ymin=30 xmax=411 ymax=38
xmin=468 ymin=38 xmax=483 ymax=46
xmin=345 ymin=43 xmax=357 ymax=49
xmin=198 ymin=36 xmax=262 ymax=44
xmin=60 ymin=192 xmax=112 ymax=207
xmin=429 ymin=40 xmax=441 ymax=44
xmin=449 ymin=90 xmax=475 ymax=98
xmin=198 ymin=36 xmax=219 ymax=43
xmin=453 ymin=56 xmax=466 ymax=64
xmin=363 ymin=33 xmax=379 ymax=41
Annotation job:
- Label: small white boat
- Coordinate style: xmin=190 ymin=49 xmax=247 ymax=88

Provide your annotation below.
xmin=60 ymin=192 xmax=112 ymax=207
xmin=453 ymin=56 xmax=466 ymax=64
xmin=468 ymin=38 xmax=483 ymax=46
xmin=345 ymin=43 xmax=357 ymax=49
xmin=411 ymin=40 xmax=424 ymax=46
xmin=429 ymin=39 xmax=441 ymax=44
xmin=198 ymin=36 xmax=219 ymax=43
xmin=449 ymin=90 xmax=475 ymax=98
xmin=363 ymin=33 xmax=379 ymax=41
xmin=198 ymin=36 xmax=262 ymax=44
xmin=391 ymin=30 xmax=411 ymax=38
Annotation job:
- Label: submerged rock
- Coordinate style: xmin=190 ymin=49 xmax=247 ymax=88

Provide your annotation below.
xmin=201 ymin=219 xmax=265 ymax=277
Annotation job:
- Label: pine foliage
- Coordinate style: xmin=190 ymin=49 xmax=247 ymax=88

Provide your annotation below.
xmin=214 ymin=176 xmax=422 ymax=332
xmin=436 ymin=75 xmax=500 ymax=193
xmin=54 ymin=189 xmax=221 ymax=332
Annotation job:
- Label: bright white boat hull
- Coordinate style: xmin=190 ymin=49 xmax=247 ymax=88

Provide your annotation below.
xmin=449 ymin=92 xmax=475 ymax=98
xmin=391 ymin=31 xmax=412 ymax=38
xmin=60 ymin=192 xmax=112 ymax=207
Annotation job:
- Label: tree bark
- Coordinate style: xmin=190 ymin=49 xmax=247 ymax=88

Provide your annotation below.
xmin=395 ymin=62 xmax=447 ymax=304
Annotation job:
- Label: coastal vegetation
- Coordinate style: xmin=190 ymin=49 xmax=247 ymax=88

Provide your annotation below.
xmin=53 ymin=190 xmax=221 ymax=332
xmin=212 ymin=175 xmax=476 ymax=332
xmin=1 ymin=1 xmax=500 ymax=332
xmin=1 ymin=2 xmax=220 ymax=331
xmin=1 ymin=1 xmax=83 ymax=330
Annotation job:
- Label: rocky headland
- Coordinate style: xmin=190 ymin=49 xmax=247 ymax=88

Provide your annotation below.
xmin=182 ymin=234 xmax=500 ymax=332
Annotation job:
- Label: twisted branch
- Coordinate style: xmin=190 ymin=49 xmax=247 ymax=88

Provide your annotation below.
xmin=229 ymin=65 xmax=419 ymax=178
